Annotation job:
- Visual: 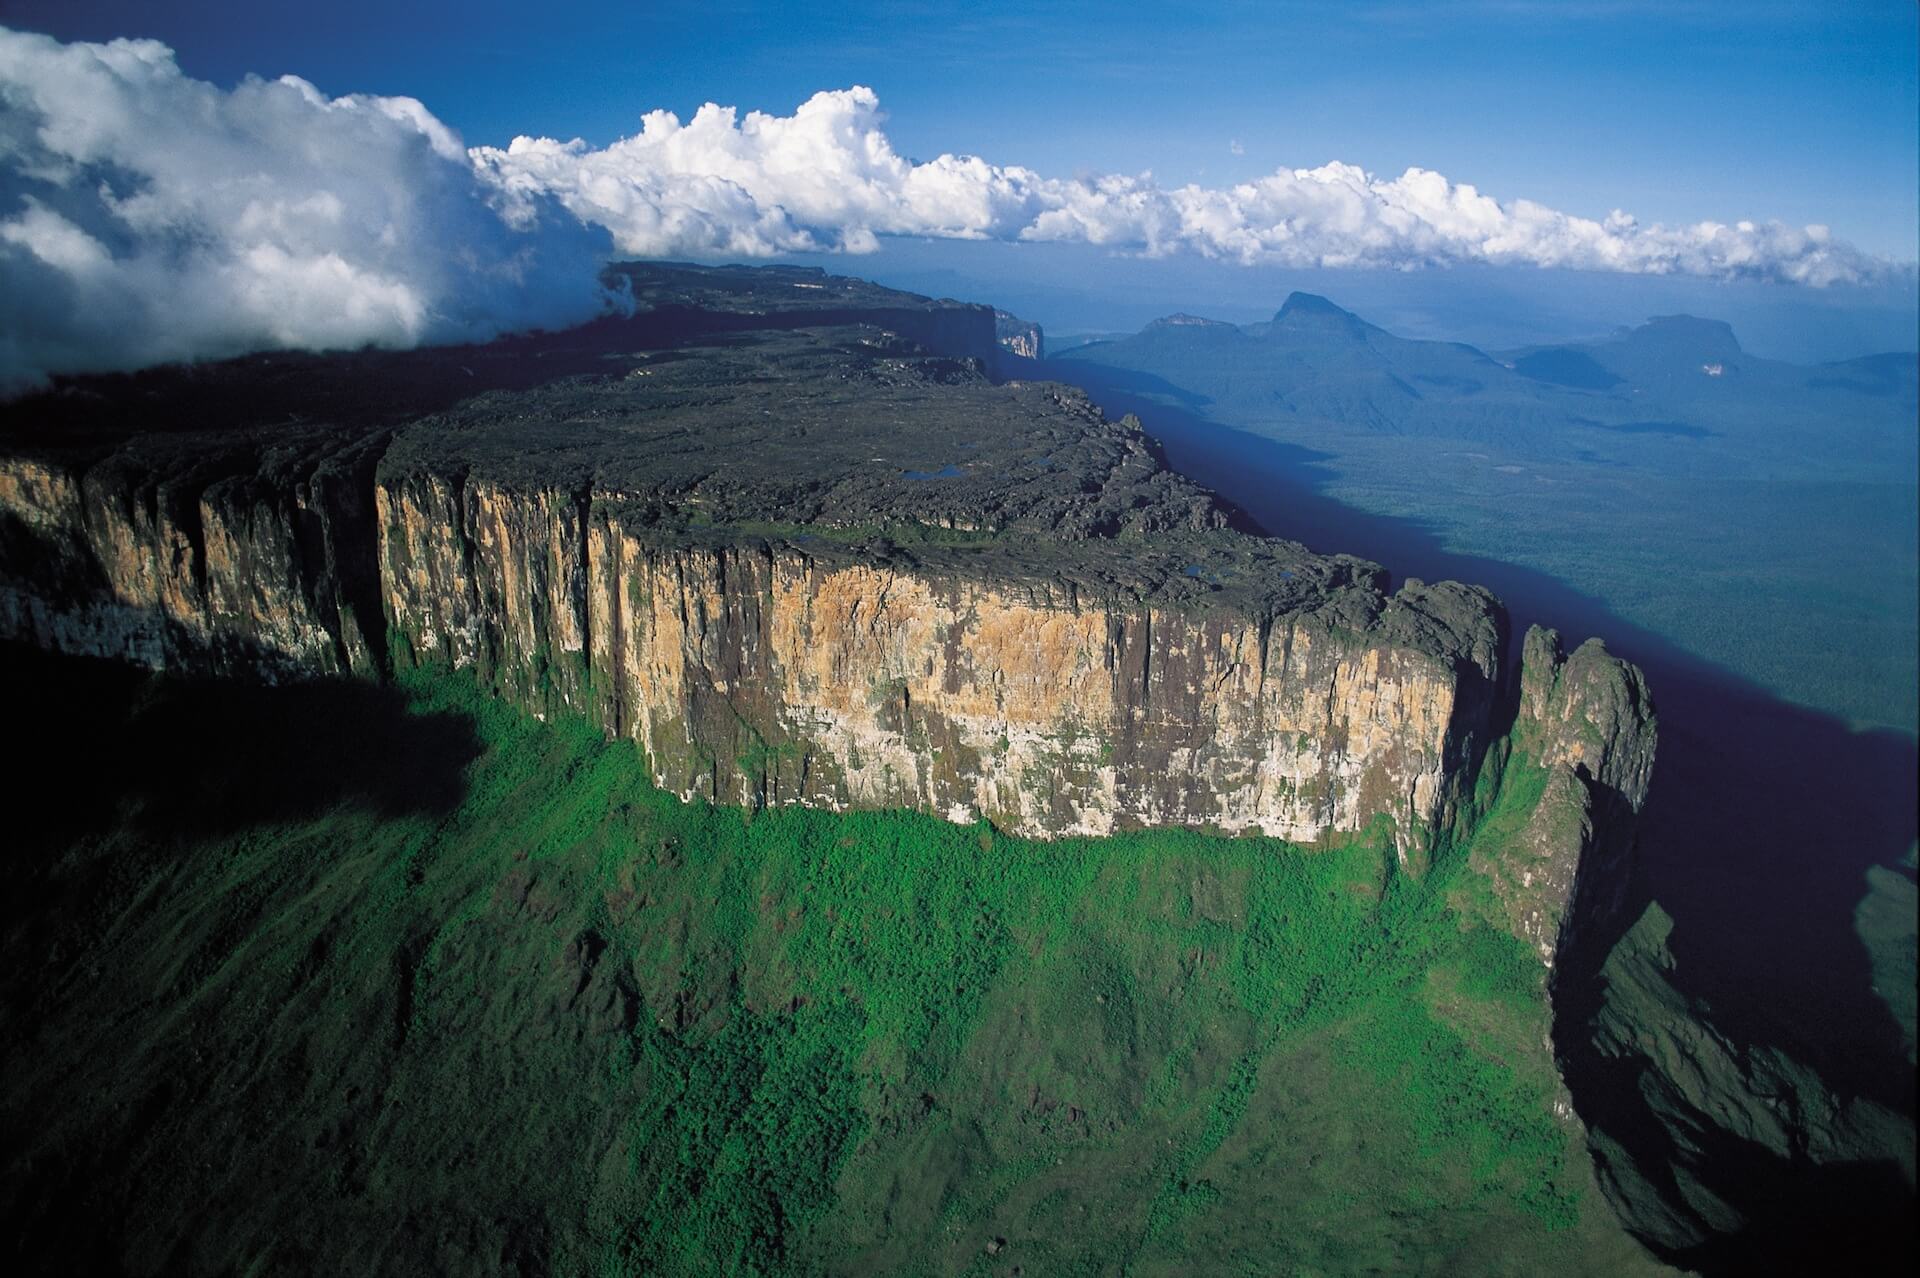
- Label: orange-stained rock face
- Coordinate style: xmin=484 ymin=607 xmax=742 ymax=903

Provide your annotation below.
xmin=0 ymin=448 xmax=1505 ymax=849
xmin=1 ymin=428 xmax=1512 ymax=852
xmin=7 ymin=438 xmax=1661 ymax=966
xmin=372 ymin=477 xmax=1498 ymax=849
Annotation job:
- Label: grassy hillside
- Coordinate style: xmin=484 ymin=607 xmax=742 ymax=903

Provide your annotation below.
xmin=1 ymin=648 xmax=1662 ymax=1276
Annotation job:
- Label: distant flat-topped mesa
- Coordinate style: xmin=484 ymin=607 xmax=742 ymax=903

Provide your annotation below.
xmin=2 ymin=263 xmax=1520 ymax=850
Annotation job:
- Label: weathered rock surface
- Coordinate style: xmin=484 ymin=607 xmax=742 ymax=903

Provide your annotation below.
xmin=378 ymin=480 xmax=1500 ymax=844
xmin=0 ymin=427 xmax=389 ymax=680
xmin=361 ymin=320 xmax=1505 ymax=847
xmin=1476 ymin=625 xmax=1659 ymax=965
xmin=994 ymin=310 xmax=1044 ymax=362
xmin=0 ymin=263 xmax=1630 ymax=862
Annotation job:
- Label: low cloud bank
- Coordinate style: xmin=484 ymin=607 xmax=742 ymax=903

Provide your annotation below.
xmin=1 ymin=28 xmax=1902 ymax=390
xmin=0 ymin=28 xmax=616 ymax=393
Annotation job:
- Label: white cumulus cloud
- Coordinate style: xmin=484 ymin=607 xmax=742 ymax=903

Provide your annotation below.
xmin=470 ymin=87 xmax=1055 ymax=256
xmin=0 ymin=27 xmax=618 ymax=393
xmin=484 ymin=94 xmax=1886 ymax=288
xmin=0 ymin=27 xmax=1903 ymax=392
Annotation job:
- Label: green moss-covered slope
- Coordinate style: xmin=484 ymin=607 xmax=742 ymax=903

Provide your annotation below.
xmin=1 ymin=648 xmax=1662 ymax=1275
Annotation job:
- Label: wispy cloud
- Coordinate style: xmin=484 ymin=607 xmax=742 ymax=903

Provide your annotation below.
xmin=0 ymin=27 xmax=1904 ymax=390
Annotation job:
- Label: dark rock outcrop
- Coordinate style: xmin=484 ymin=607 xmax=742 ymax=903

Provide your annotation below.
xmin=1476 ymin=625 xmax=1658 ymax=966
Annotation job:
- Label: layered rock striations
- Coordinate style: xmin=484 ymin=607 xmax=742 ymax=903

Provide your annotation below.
xmin=378 ymin=483 xmax=1500 ymax=844
xmin=0 ymin=263 xmax=1643 ymax=871
xmin=0 ymin=427 xmax=389 ymax=680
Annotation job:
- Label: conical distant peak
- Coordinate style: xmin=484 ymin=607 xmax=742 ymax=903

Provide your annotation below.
xmin=1276 ymin=292 xmax=1353 ymax=320
xmin=1272 ymin=292 xmax=1374 ymax=340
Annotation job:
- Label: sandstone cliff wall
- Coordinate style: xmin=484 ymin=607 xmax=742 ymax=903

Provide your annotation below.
xmin=0 ymin=421 xmax=1681 ymax=906
xmin=0 ymin=445 xmax=385 ymax=681
xmin=376 ymin=474 xmax=1502 ymax=846
xmin=0 ymin=447 xmax=1513 ymax=849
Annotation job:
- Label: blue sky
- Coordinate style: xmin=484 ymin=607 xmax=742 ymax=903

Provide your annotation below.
xmin=3 ymin=1 xmax=1915 ymax=376
xmin=15 ymin=0 xmax=1916 ymax=256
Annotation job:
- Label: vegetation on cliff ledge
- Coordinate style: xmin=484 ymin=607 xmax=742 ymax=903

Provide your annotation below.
xmin=1 ymin=647 xmax=1661 ymax=1275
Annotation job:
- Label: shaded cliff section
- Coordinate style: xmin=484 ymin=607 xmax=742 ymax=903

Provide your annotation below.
xmin=0 ymin=262 xmax=1647 ymax=879
xmin=1477 ymin=626 xmax=1659 ymax=969
xmin=0 ymin=426 xmax=391 ymax=682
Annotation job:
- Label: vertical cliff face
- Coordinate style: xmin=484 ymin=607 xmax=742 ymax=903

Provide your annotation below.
xmin=1475 ymin=625 xmax=1658 ymax=966
xmin=0 ymin=454 xmax=1507 ymax=851
xmin=0 ymin=436 xmax=387 ymax=681
xmin=994 ymin=310 xmax=1045 ymax=362
xmin=375 ymin=471 xmax=1502 ymax=847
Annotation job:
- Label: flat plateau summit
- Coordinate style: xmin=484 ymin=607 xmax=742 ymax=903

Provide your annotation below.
xmin=0 ymin=262 xmax=1650 ymax=945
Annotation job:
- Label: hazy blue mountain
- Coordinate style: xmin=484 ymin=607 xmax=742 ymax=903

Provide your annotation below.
xmin=1508 ymin=347 xmax=1624 ymax=391
xmin=1810 ymin=351 xmax=1920 ymax=402
xmin=1065 ymin=291 xmax=1540 ymax=437
xmin=1046 ymin=292 xmax=1917 ymax=733
xmin=1056 ymin=293 xmax=1917 ymax=483
xmin=1504 ymin=315 xmax=1920 ymax=420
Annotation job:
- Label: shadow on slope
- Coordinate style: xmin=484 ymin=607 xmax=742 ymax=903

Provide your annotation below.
xmin=0 ymin=647 xmax=491 ymax=1276
xmin=1043 ymin=360 xmax=1919 ymax=1275
xmin=5 ymin=644 xmax=481 ymax=854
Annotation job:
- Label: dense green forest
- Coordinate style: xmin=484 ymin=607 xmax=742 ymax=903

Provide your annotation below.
xmin=1 ymin=649 xmax=1661 ymax=1275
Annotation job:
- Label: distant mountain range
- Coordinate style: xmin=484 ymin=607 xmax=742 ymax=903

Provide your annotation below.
xmin=1052 ymin=293 xmax=1917 ymax=480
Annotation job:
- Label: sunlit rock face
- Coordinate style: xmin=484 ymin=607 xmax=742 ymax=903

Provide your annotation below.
xmin=1 ymin=443 xmax=1506 ymax=850
xmin=377 ymin=470 xmax=1503 ymax=845
xmin=0 ymin=440 xmax=387 ymax=681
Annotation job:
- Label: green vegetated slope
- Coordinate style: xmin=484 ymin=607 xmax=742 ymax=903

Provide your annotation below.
xmin=1 ymin=648 xmax=1663 ymax=1277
